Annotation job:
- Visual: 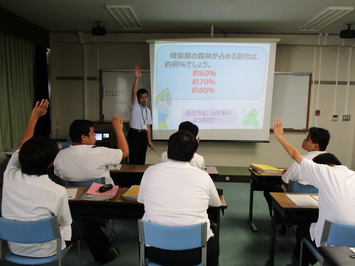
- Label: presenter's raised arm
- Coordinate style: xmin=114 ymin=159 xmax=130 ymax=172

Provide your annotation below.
xmin=131 ymin=65 xmax=142 ymax=102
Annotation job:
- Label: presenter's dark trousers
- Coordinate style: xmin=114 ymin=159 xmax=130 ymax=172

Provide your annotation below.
xmin=128 ymin=129 xmax=148 ymax=165
xmin=66 ymin=219 xmax=111 ymax=262
xmin=145 ymin=224 xmax=219 ymax=266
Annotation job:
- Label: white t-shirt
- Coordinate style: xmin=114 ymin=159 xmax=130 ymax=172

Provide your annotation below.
xmin=2 ymin=150 xmax=72 ymax=257
xmin=138 ymin=160 xmax=221 ymax=240
xmin=282 ymin=151 xmax=325 ymax=190
xmin=54 ymin=145 xmax=122 ymax=185
xmin=301 ymin=159 xmax=355 ymax=246
xmin=160 ymin=151 xmax=205 ymax=170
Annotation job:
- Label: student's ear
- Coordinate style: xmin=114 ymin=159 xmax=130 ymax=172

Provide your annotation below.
xmin=313 ymin=143 xmax=320 ymax=151
xmin=81 ymin=134 xmax=88 ymax=144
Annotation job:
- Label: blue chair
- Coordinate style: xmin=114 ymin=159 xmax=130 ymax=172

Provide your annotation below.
xmin=0 ymin=216 xmax=80 ymax=266
xmin=288 ymin=181 xmax=319 ymax=193
xmin=300 ymin=219 xmax=355 ymax=266
xmin=138 ymin=219 xmax=208 ymax=266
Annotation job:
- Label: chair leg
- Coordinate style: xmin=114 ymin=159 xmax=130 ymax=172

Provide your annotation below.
xmin=77 ymin=240 xmax=81 ymax=266
xmin=299 ymin=240 xmax=303 ymax=266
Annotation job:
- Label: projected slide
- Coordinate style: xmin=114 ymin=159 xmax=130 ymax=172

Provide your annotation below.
xmin=148 ymin=39 xmax=279 ymax=141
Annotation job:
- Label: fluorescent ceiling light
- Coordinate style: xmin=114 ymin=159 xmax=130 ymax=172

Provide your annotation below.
xmin=106 ymin=5 xmax=142 ymax=30
xmin=300 ymin=6 xmax=354 ymax=31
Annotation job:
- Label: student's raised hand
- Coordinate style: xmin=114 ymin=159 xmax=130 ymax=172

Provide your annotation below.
xmin=112 ymin=114 xmax=124 ymax=132
xmin=134 ymin=65 xmax=142 ymax=79
xmin=31 ymin=99 xmax=49 ymax=119
xmin=272 ymin=118 xmax=284 ymax=139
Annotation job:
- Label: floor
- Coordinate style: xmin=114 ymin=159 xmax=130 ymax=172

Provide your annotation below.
xmin=0 ymin=182 xmax=320 ymax=266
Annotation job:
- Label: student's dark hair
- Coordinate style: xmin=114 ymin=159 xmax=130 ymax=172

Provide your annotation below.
xmin=313 ymin=153 xmax=341 ymax=165
xmin=69 ymin=119 xmax=93 ymax=142
xmin=308 ymin=127 xmax=330 ymax=151
xmin=19 ymin=136 xmax=58 ymax=175
xmin=167 ymin=130 xmax=198 ymax=162
xmin=137 ymin=88 xmax=148 ymax=98
xmin=178 ymin=121 xmax=199 ymax=138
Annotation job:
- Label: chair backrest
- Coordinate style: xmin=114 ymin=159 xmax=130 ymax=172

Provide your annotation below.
xmin=64 ymin=178 xmax=103 ymax=187
xmin=0 ymin=216 xmax=59 ymax=244
xmin=138 ymin=219 xmax=207 ymax=266
xmin=321 ymin=219 xmax=355 ymax=247
xmin=288 ymin=180 xmax=318 ymax=193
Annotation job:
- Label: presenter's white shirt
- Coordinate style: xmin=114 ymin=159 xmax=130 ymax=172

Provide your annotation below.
xmin=54 ymin=145 xmax=122 ymax=185
xmin=138 ymin=160 xmax=221 ymax=240
xmin=130 ymin=98 xmax=152 ymax=130
xmin=282 ymin=151 xmax=325 ymax=190
xmin=160 ymin=151 xmax=205 ymax=170
xmin=300 ymin=159 xmax=355 ymax=246
xmin=2 ymin=150 xmax=72 ymax=257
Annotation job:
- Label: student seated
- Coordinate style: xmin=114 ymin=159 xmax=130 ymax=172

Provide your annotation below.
xmin=272 ymin=118 xmax=355 ymax=266
xmin=138 ymin=130 xmax=221 ymax=266
xmin=2 ymin=100 xmax=119 ymax=264
xmin=54 ymin=116 xmax=128 ymax=185
xmin=160 ymin=121 xmax=205 ymax=170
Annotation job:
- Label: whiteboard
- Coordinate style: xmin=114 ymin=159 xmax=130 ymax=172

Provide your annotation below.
xmin=101 ymin=70 xmax=311 ymax=130
xmin=271 ymin=73 xmax=311 ymax=130
xmin=101 ymin=69 xmax=151 ymax=121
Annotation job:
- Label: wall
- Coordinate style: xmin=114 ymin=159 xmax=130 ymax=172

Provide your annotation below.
xmin=49 ymin=32 xmax=355 ymax=169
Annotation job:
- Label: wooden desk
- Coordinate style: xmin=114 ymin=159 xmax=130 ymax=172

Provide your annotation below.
xmin=266 ymin=192 xmax=319 ymax=266
xmin=110 ymin=165 xmax=219 ymax=186
xmin=68 ymin=186 xmax=227 ymax=232
xmin=318 ymin=246 xmax=355 ymax=266
xmin=247 ymin=169 xmax=282 ymax=233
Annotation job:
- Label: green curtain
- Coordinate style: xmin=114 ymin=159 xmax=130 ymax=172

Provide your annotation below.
xmin=0 ymin=31 xmax=35 ymax=151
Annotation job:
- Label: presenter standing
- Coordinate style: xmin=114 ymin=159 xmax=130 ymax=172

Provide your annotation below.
xmin=128 ymin=66 xmax=153 ymax=165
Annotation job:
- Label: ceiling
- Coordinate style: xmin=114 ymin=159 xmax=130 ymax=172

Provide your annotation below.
xmin=0 ymin=0 xmax=355 ymax=36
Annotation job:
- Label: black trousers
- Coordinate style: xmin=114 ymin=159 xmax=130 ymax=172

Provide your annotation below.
xmin=66 ymin=219 xmax=111 ymax=262
xmin=128 ymin=129 xmax=148 ymax=165
xmin=145 ymin=224 xmax=219 ymax=266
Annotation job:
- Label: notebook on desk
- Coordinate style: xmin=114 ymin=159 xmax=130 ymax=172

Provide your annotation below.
xmin=122 ymin=185 xmax=140 ymax=201
xmin=80 ymin=183 xmax=119 ymax=201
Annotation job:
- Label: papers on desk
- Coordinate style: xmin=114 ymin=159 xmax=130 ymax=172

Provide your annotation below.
xmin=286 ymin=194 xmax=319 ymax=207
xmin=80 ymin=183 xmax=119 ymax=201
xmin=66 ymin=188 xmax=78 ymax=199
xmin=108 ymin=164 xmax=122 ymax=170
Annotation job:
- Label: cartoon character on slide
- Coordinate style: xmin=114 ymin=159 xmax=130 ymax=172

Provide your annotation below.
xmin=155 ymin=88 xmax=171 ymax=129
xmin=242 ymin=108 xmax=259 ymax=126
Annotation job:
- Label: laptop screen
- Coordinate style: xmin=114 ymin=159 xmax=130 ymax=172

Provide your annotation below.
xmin=95 ymin=132 xmax=110 ymax=147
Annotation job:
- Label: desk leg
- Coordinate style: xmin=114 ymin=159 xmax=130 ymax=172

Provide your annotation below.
xmin=247 ymin=177 xmax=258 ymax=233
xmin=266 ymin=202 xmax=276 ymax=266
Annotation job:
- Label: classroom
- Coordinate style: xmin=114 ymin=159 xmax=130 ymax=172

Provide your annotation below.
xmin=1 ymin=1 xmax=355 ymax=266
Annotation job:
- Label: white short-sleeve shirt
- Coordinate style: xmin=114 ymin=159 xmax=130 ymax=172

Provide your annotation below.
xmin=138 ymin=160 xmax=221 ymax=240
xmin=300 ymin=159 xmax=355 ymax=246
xmin=160 ymin=151 xmax=205 ymax=170
xmin=54 ymin=145 xmax=122 ymax=185
xmin=130 ymin=98 xmax=152 ymax=130
xmin=2 ymin=150 xmax=72 ymax=257
xmin=282 ymin=151 xmax=325 ymax=186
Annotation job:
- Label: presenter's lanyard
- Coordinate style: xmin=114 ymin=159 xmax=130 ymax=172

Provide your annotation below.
xmin=140 ymin=105 xmax=148 ymax=125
